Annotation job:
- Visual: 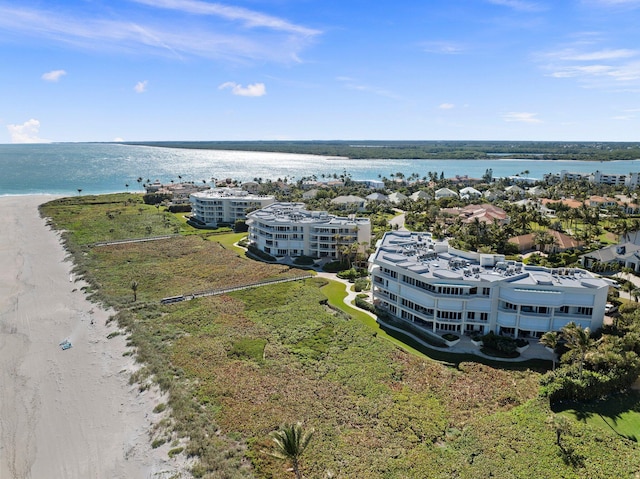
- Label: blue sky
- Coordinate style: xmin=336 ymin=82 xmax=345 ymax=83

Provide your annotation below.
xmin=1 ymin=0 xmax=640 ymax=143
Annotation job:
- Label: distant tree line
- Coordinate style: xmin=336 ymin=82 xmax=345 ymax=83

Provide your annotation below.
xmin=123 ymin=140 xmax=640 ymax=161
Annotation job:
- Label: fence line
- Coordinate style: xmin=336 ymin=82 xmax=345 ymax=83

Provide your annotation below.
xmin=161 ymin=274 xmax=314 ymax=304
xmin=90 ymin=235 xmax=178 ymax=248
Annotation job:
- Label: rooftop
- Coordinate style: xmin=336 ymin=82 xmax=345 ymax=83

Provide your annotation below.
xmin=191 ymin=187 xmax=273 ymax=200
xmin=373 ymin=231 xmax=607 ymax=289
xmin=249 ymin=202 xmax=370 ymax=225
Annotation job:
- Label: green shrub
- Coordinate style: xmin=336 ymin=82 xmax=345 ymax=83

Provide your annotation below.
xmin=153 ymin=403 xmax=167 ymax=413
xmin=323 ymin=261 xmax=350 ymax=273
xmin=234 ymin=219 xmax=248 ymax=232
xmin=247 ymin=245 xmax=276 ymax=261
xmin=293 ymin=255 xmax=316 ymax=265
xmin=168 ymin=446 xmax=184 ymax=458
xmin=481 ymin=332 xmax=518 ymax=356
xmin=151 ymin=438 xmax=166 ymax=449
xmin=354 ymin=277 xmax=371 ymax=292
xmin=143 ymin=193 xmax=172 ymax=205
xmin=355 ymin=296 xmax=376 ymax=313
xmin=228 ymin=338 xmax=267 ymax=361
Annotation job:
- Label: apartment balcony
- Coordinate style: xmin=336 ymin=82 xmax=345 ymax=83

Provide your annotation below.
xmin=374 ymin=289 xmax=393 ymax=301
xmin=519 ymin=315 xmax=552 ymax=331
xmin=430 ymin=318 xmax=462 ymax=324
xmin=404 ymin=307 xmax=435 ymax=324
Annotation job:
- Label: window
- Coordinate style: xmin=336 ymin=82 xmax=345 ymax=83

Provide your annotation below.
xmin=577 ymin=307 xmax=593 ymax=316
xmin=482 ymin=287 xmax=491 ymax=296
xmin=383 ymin=268 xmax=398 ymax=279
xmin=440 ymin=323 xmax=460 ymax=332
xmin=438 ymin=286 xmax=464 ymax=296
xmin=402 ymin=275 xmax=415 ymax=286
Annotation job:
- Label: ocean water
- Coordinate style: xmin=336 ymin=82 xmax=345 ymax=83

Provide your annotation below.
xmin=1 ymin=142 xmax=640 ymax=196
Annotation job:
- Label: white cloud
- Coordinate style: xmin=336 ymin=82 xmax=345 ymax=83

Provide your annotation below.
xmin=421 ymin=41 xmax=465 ymax=55
xmin=570 ymin=49 xmax=637 ymax=61
xmin=134 ymin=80 xmax=148 ymax=93
xmin=113 ymin=137 xmax=124 ymax=142
xmin=131 ymin=0 xmax=320 ymax=36
xmin=503 ymin=112 xmax=543 ymax=123
xmin=584 ymin=0 xmax=640 ymax=6
xmin=41 ymin=69 xmax=66 ymax=82
xmin=550 ymin=64 xmax=614 ymax=78
xmin=487 ymin=0 xmax=547 ymax=12
xmin=218 ymin=82 xmax=266 ymax=97
xmin=336 ymin=77 xmax=400 ymax=100
xmin=0 ymin=4 xmax=320 ymax=64
xmin=439 ymin=103 xmax=455 ymax=110
xmin=538 ymin=44 xmax=640 ymax=89
xmin=7 ymin=119 xmax=49 ymax=143
xmin=546 ymin=48 xmax=637 ymax=61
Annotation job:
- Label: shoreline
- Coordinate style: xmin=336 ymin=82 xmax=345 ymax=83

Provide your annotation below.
xmin=0 ymin=195 xmax=188 ymax=479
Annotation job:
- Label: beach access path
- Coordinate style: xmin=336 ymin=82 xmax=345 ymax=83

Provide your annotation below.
xmin=0 ymin=196 xmax=187 ymax=479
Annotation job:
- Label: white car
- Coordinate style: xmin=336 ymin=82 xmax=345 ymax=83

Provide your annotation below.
xmin=605 ymin=303 xmax=618 ymax=314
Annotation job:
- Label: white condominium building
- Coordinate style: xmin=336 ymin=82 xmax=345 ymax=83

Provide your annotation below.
xmin=370 ymin=231 xmax=610 ymax=339
xmin=247 ymin=202 xmax=371 ymax=259
xmin=190 ymin=188 xmax=275 ymax=227
xmin=591 ymin=171 xmax=640 ymax=188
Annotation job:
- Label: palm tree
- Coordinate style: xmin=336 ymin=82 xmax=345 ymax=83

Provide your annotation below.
xmin=540 ymin=331 xmax=559 ymax=370
xmin=550 ymin=414 xmax=570 ymax=448
xmin=267 ymin=422 xmax=314 ymax=479
xmin=560 ymin=322 xmax=592 ymax=377
xmin=131 ymin=280 xmax=139 ymax=302
xmin=535 ymin=230 xmax=559 ymax=254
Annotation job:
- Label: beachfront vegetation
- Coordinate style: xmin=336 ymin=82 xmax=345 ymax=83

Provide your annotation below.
xmin=39 ymin=195 xmax=640 ymax=478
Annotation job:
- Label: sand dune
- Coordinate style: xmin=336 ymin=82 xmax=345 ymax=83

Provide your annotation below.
xmin=0 ymin=196 xmax=187 ymax=479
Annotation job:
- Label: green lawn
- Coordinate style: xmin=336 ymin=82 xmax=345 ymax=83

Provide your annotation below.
xmin=319 ymin=279 xmax=436 ymax=359
xmin=209 ymin=231 xmax=248 ymax=255
xmin=557 ymin=391 xmax=640 ymax=442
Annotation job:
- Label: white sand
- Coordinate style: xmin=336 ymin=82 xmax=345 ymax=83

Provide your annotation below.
xmin=0 ymin=196 xmax=188 ymax=479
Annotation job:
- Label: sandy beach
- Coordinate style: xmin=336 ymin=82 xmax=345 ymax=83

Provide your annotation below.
xmin=0 ymin=196 xmax=186 ymax=479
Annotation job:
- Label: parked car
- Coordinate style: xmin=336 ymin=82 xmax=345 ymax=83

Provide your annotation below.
xmin=605 ymin=303 xmax=618 ymax=314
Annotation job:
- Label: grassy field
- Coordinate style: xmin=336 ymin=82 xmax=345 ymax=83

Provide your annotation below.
xmin=556 ymin=391 xmax=640 ymax=442
xmin=39 ymin=194 xmax=640 ymax=479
